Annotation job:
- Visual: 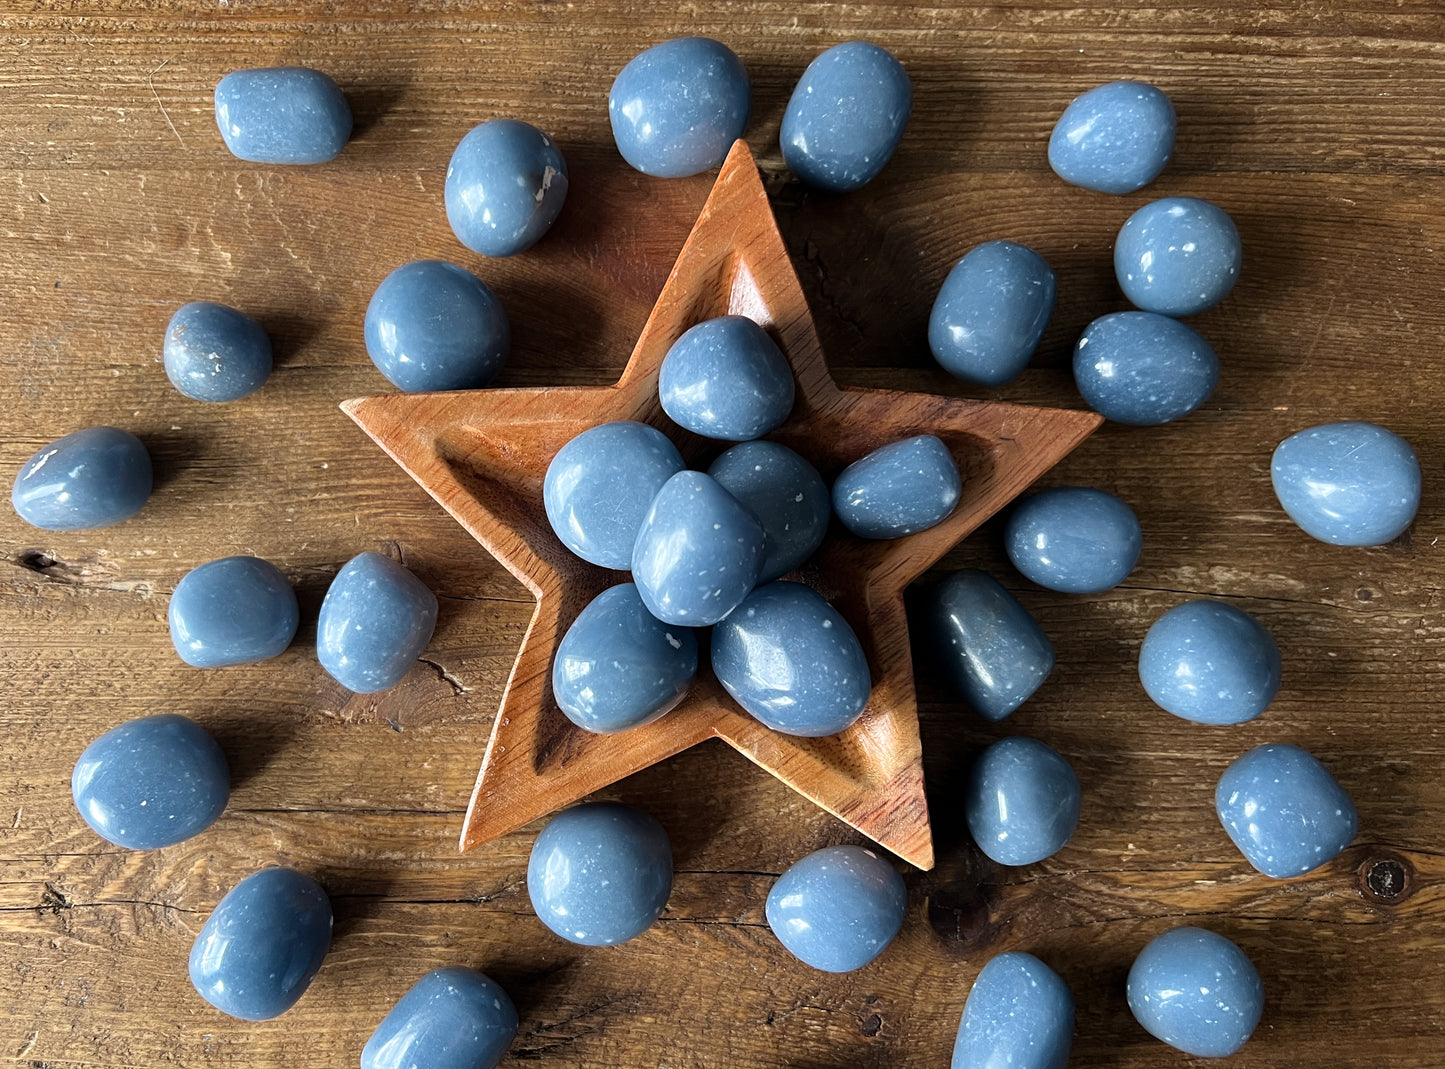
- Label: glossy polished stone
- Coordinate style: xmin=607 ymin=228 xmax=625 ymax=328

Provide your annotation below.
xmin=707 ymin=440 xmax=830 ymax=581
xmin=72 ymin=714 xmax=229 ymax=850
xmin=445 ymin=119 xmax=568 ymax=257
xmin=362 ymin=967 xmax=518 ymax=1069
xmin=164 ymin=301 xmax=273 ymax=402
xmin=317 ymin=552 xmax=438 ymax=693
xmin=928 ymin=241 xmax=1056 ymax=387
xmin=1073 ymin=311 xmax=1218 ymax=426
xmin=1216 ymin=743 xmax=1358 ymax=878
xmin=765 ymin=845 xmax=907 ymax=973
xmin=527 ymin=802 xmax=672 ymax=946
xmin=364 ymin=261 xmax=510 ymax=392
xmin=169 ymin=556 xmax=299 ymax=669
xmin=1139 ymin=600 xmax=1281 ymax=725
xmin=1005 ymin=486 xmax=1142 ymax=594
xmin=609 ymin=37 xmax=750 ymax=178
xmin=965 ymin=736 xmax=1080 ymax=866
xmin=553 ymin=583 xmax=698 ymax=734
xmin=711 ymin=581 xmax=871 ymax=737
xmin=780 ymin=41 xmax=912 ymax=193
xmin=1115 ymin=196 xmax=1242 ymax=317
xmin=631 ymin=470 xmax=766 ymax=626
xmin=214 ymin=67 xmax=351 ymax=164
xmin=658 ymin=316 xmax=795 ymax=440
xmin=12 ymin=426 xmax=152 ymax=531
xmin=544 ymin=421 xmax=685 ymax=570
xmin=1048 ymin=80 xmax=1176 ymax=194
xmin=1271 ymin=421 xmax=1421 ymax=546
xmin=1127 ymin=926 xmax=1264 ymax=1057
xmin=833 ymin=435 xmax=961 ymax=540
xmin=952 ymin=952 xmax=1075 ymax=1069
xmin=189 ymin=867 xmax=333 ymax=1021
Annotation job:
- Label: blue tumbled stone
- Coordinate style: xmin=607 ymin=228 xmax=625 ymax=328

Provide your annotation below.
xmin=164 ymin=301 xmax=272 ymax=402
xmin=711 ymin=581 xmax=871 ymax=737
xmin=12 ymin=426 xmax=152 ymax=531
xmin=1005 ymin=486 xmax=1142 ymax=594
xmin=965 ymin=736 xmax=1080 ymax=866
xmin=780 ymin=41 xmax=912 ymax=193
xmin=528 ymin=802 xmax=672 ymax=947
xmin=707 ymin=440 xmax=830 ymax=582
xmin=1216 ymin=743 xmax=1358 ymax=879
xmin=609 ymin=37 xmax=750 ymax=178
xmin=445 ymin=119 xmax=568 ymax=257
xmin=1048 ymin=80 xmax=1176 ymax=195
xmin=362 ymin=967 xmax=518 ymax=1069
xmin=833 ymin=435 xmax=961 ymax=540
xmin=1270 ymin=421 xmax=1421 ymax=546
xmin=1115 ymin=196 xmax=1242 ymax=317
xmin=766 ymin=845 xmax=906 ymax=973
xmin=169 ymin=556 xmax=299 ymax=669
xmin=659 ymin=316 xmax=795 ymax=441
xmin=928 ymin=241 xmax=1056 ymax=387
xmin=1127 ymin=926 xmax=1264 ymax=1057
xmin=317 ymin=552 xmax=438 ymax=693
xmin=1073 ymin=311 xmax=1218 ymax=426
xmin=952 ymin=952 xmax=1074 ymax=1069
xmin=1139 ymin=600 xmax=1281 ymax=726
xmin=71 ymin=714 xmax=229 ymax=850
xmin=214 ymin=67 xmax=351 ymax=165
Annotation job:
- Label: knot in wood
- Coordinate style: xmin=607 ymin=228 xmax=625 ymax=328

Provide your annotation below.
xmin=1359 ymin=853 xmax=1413 ymax=904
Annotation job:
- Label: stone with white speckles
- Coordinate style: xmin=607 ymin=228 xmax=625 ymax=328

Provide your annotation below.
xmin=445 ymin=119 xmax=568 ymax=257
xmin=361 ymin=967 xmax=518 ymax=1069
xmin=1127 ymin=926 xmax=1264 ymax=1057
xmin=928 ymin=240 xmax=1056 ymax=387
xmin=1073 ymin=311 xmax=1218 ymax=425
xmin=1114 ymin=196 xmax=1242 ymax=317
xmin=1270 ymin=421 xmax=1421 ymax=546
xmin=169 ymin=556 xmax=299 ymax=669
xmin=659 ymin=316 xmax=795 ymax=441
xmin=317 ymin=552 xmax=438 ymax=693
xmin=965 ymin=736 xmax=1080 ymax=866
xmin=1139 ymin=600 xmax=1281 ymax=725
xmin=766 ymin=844 xmax=907 ymax=972
xmin=1004 ymin=486 xmax=1142 ymax=594
xmin=707 ymin=440 xmax=829 ymax=581
xmin=364 ymin=261 xmax=509 ymax=393
xmin=952 ymin=952 xmax=1074 ymax=1069
xmin=832 ymin=435 xmax=961 ymax=540
xmin=213 ymin=67 xmax=351 ymax=164
xmin=164 ymin=301 xmax=273 ymax=402
xmin=1048 ymin=80 xmax=1176 ymax=194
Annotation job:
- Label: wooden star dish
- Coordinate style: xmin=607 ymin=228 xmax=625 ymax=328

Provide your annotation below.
xmin=342 ymin=141 xmax=1102 ymax=871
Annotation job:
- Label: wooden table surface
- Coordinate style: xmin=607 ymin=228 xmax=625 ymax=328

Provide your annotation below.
xmin=3 ymin=2 xmax=1442 ymax=1066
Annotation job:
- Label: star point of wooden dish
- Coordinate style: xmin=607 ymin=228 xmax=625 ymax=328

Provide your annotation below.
xmin=342 ymin=141 xmax=1102 ymax=871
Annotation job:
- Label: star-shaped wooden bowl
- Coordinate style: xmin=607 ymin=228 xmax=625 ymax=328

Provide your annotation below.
xmin=342 ymin=141 xmax=1101 ymax=870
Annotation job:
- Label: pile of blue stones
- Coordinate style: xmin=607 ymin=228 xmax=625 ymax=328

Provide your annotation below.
xmin=12 ymin=35 xmax=1426 ymax=1069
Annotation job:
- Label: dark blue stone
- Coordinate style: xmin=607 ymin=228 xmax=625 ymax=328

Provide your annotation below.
xmin=965 ymin=736 xmax=1080 ymax=866
xmin=164 ymin=301 xmax=272 ymax=402
xmin=214 ymin=67 xmax=351 ymax=165
xmin=361 ymin=967 xmax=518 ymax=1069
xmin=659 ymin=316 xmax=795 ymax=441
xmin=1271 ymin=421 xmax=1421 ymax=546
xmin=71 ymin=714 xmax=229 ymax=850
xmin=527 ymin=802 xmax=672 ymax=947
xmin=1216 ymin=743 xmax=1358 ymax=878
xmin=1073 ymin=311 xmax=1218 ymax=426
xmin=364 ymin=261 xmax=510 ymax=393
xmin=1004 ymin=486 xmax=1142 ymax=594
xmin=169 ymin=556 xmax=299 ymax=669
xmin=609 ymin=37 xmax=750 ymax=178
xmin=1139 ymin=600 xmax=1281 ymax=725
xmin=952 ymin=952 xmax=1075 ymax=1069
xmin=317 ymin=552 xmax=438 ymax=693
xmin=928 ymin=241 xmax=1056 ymax=387
xmin=780 ymin=41 xmax=912 ymax=193
xmin=711 ymin=581 xmax=871 ymax=737
xmin=1048 ymin=80 xmax=1176 ymax=195
xmin=833 ymin=435 xmax=961 ymax=540
xmin=544 ymin=421 xmax=685 ymax=570
xmin=707 ymin=440 xmax=829 ymax=581
xmin=1115 ymin=196 xmax=1242 ymax=317
xmin=190 ymin=867 xmax=332 ymax=1021
xmin=1127 ymin=926 xmax=1264 ymax=1057
xmin=765 ymin=844 xmax=907 ymax=973
xmin=445 ymin=119 xmax=568 ymax=257
xmin=11 ymin=426 xmax=152 ymax=531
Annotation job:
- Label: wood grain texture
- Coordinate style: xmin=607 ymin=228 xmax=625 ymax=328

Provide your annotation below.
xmin=1 ymin=2 xmax=1443 ymax=1066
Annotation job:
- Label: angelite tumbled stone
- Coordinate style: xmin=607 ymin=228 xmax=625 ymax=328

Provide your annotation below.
xmin=966 ymin=736 xmax=1080 ymax=866
xmin=928 ymin=240 xmax=1056 ymax=387
xmin=361 ymin=967 xmax=518 ymax=1069
xmin=1115 ymin=196 xmax=1242 ymax=317
xmin=780 ymin=41 xmax=912 ymax=193
xmin=658 ymin=316 xmax=795 ymax=441
xmin=1005 ymin=486 xmax=1142 ymax=594
xmin=765 ymin=845 xmax=907 ymax=973
xmin=12 ymin=426 xmax=152 ymax=531
xmin=1271 ymin=421 xmax=1421 ymax=546
xmin=1048 ymin=80 xmax=1176 ymax=195
xmin=527 ymin=802 xmax=672 ymax=947
xmin=169 ymin=556 xmax=299 ymax=669
xmin=189 ymin=867 xmax=333 ymax=1021
xmin=952 ymin=952 xmax=1075 ymax=1069
xmin=553 ymin=583 xmax=698 ymax=734
xmin=164 ymin=301 xmax=273 ymax=403
xmin=544 ymin=421 xmax=685 ymax=570
xmin=364 ymin=261 xmax=510 ymax=393
xmin=445 ymin=119 xmax=568 ymax=257
xmin=1216 ymin=743 xmax=1358 ymax=878
xmin=214 ymin=67 xmax=351 ymax=164
xmin=1127 ymin=926 xmax=1264 ymax=1058
xmin=712 ymin=581 xmax=872 ymax=737
xmin=72 ymin=714 xmax=229 ymax=850
xmin=1073 ymin=311 xmax=1219 ymax=426
xmin=707 ymin=440 xmax=830 ymax=582
xmin=833 ymin=435 xmax=961 ymax=540
xmin=317 ymin=552 xmax=438 ymax=693
xmin=1139 ymin=600 xmax=1281 ymax=726
xmin=609 ymin=37 xmax=750 ymax=178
